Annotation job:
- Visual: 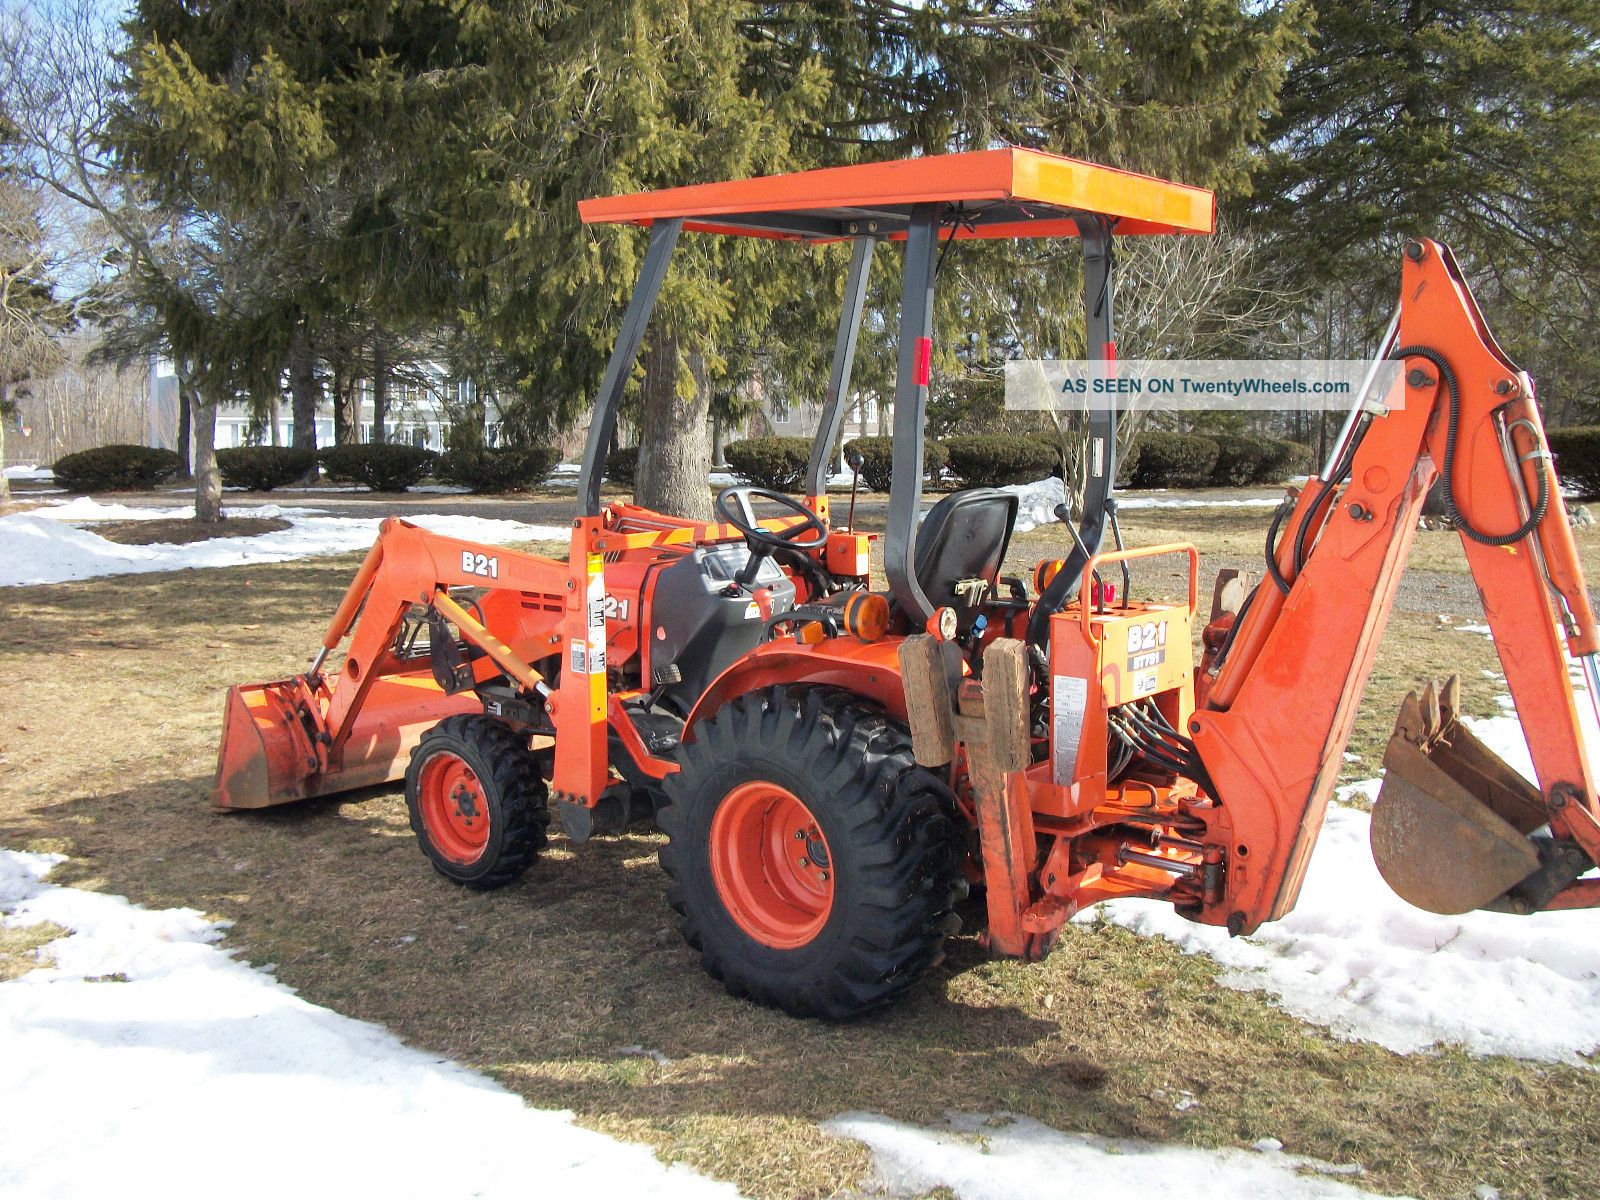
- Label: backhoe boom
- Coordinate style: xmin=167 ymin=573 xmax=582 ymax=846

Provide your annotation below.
xmin=1193 ymin=239 xmax=1600 ymax=927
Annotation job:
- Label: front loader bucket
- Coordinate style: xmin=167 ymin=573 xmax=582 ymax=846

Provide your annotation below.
xmin=215 ymin=680 xmax=320 ymax=810
xmin=213 ymin=669 xmax=480 ymax=811
xmin=1370 ymin=676 xmax=1545 ymax=914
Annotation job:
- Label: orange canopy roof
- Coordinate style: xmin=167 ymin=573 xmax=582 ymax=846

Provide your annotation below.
xmin=578 ymin=147 xmax=1215 ymax=241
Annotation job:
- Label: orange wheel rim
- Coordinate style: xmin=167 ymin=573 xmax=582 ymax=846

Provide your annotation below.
xmin=418 ymin=751 xmax=490 ymax=866
xmin=709 ymin=781 xmax=834 ymax=949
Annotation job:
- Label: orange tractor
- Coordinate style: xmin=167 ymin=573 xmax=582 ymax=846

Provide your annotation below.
xmin=215 ymin=149 xmax=1600 ymax=1018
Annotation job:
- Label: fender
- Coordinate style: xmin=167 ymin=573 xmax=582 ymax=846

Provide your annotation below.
xmin=682 ymin=635 xmax=920 ymax=733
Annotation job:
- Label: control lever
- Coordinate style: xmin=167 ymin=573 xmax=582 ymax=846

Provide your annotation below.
xmin=1053 ymin=503 xmax=1101 ymax=577
xmin=1054 ymin=502 xmax=1109 ymax=612
xmin=1106 ymin=497 xmax=1132 ymax=608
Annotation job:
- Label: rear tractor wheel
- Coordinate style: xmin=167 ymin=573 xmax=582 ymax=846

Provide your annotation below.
xmin=405 ymin=715 xmax=550 ymax=890
xmin=659 ymin=687 xmax=964 ymax=1019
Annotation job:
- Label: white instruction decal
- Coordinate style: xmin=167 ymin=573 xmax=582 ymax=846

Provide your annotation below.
xmin=585 ymin=558 xmax=607 ymax=674
xmin=1052 ymin=674 xmax=1089 ymax=785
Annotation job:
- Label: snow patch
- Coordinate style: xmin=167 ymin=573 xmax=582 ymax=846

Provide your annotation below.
xmin=826 ymin=1111 xmax=1409 ymax=1200
xmin=0 ymin=499 xmax=567 ymax=586
xmin=2 ymin=464 xmax=52 ymax=481
xmin=998 ymin=477 xmax=1282 ymax=533
xmin=28 ymin=497 xmax=323 ymax=522
xmin=0 ymin=850 xmax=740 ymax=1200
xmin=1083 ymin=705 xmax=1600 ymax=1063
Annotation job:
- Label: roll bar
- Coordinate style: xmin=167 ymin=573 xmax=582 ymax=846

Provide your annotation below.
xmin=804 ymin=236 xmax=876 ymax=497
xmin=1023 ymin=215 xmax=1117 ymax=647
xmin=577 ymin=218 xmax=684 ymax=516
xmin=577 ymin=207 xmax=1121 ymax=638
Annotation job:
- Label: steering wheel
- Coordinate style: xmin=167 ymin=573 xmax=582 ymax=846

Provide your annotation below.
xmin=714 ymin=486 xmax=828 ymax=588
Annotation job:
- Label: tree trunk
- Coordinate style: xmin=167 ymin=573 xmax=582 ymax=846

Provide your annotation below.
xmin=331 ymin=363 xmax=348 ymax=444
xmin=0 ymin=382 xmax=9 ymax=506
xmin=289 ymin=316 xmax=321 ymax=452
xmin=268 ymin=392 xmax=282 ymax=447
xmin=184 ymin=370 xmax=222 ymax=523
xmin=371 ymin=338 xmax=388 ymax=444
xmin=710 ymin=407 xmax=725 ymax=465
xmin=636 ymin=331 xmax=712 ymax=519
xmin=176 ymin=384 xmax=192 ymax=478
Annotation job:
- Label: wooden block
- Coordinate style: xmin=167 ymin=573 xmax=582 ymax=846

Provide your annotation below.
xmin=1209 ymin=568 xmax=1249 ymax=622
xmin=898 ymin=634 xmax=957 ymax=767
xmin=982 ymin=638 xmax=1030 ymax=775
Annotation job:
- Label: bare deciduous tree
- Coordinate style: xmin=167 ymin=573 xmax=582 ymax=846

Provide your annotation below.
xmin=0 ymin=171 xmax=73 ymax=502
xmin=0 ymin=0 xmax=227 ymax=519
xmin=961 ymin=226 xmax=1307 ymax=511
xmin=9 ymin=334 xmax=148 ymax=463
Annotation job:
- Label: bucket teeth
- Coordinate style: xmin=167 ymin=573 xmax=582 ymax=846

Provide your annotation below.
xmin=1370 ymin=674 xmax=1545 ymax=915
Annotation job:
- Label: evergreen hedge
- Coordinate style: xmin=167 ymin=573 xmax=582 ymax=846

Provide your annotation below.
xmin=317 ymin=443 xmax=438 ymax=492
xmin=605 ymin=446 xmax=638 ymax=488
xmin=215 ymin=446 xmax=318 ymax=491
xmin=1548 ymin=427 xmax=1600 ymax=498
xmin=843 ymin=436 xmax=949 ymax=491
xmin=723 ymin=436 xmax=813 ymax=492
xmin=438 ymin=445 xmax=559 ymax=493
xmin=52 ymin=444 xmax=183 ymax=492
xmin=1129 ymin=431 xmax=1220 ymax=488
xmin=943 ymin=434 xmax=1059 ymax=488
xmin=1207 ymin=435 xmax=1311 ymax=487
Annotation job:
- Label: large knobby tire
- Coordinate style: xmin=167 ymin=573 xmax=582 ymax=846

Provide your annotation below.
xmin=658 ymin=687 xmax=964 ymax=1019
xmin=405 ymin=715 xmax=550 ymax=890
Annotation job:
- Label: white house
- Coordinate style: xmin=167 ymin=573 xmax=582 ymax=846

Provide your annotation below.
xmin=147 ymin=358 xmax=502 ymax=453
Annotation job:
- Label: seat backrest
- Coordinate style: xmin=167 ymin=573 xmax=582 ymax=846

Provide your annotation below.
xmin=913 ymin=488 xmax=1018 ymax=631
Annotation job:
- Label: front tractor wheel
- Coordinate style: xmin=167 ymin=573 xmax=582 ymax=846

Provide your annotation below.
xmin=405 ymin=715 xmax=550 ymax=890
xmin=659 ymin=687 xmax=964 ymax=1020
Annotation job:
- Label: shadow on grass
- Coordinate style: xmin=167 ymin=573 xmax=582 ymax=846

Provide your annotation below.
xmin=8 ymin=763 xmax=1600 ymax=1200
xmin=1 ymin=768 xmax=1115 ymax=1126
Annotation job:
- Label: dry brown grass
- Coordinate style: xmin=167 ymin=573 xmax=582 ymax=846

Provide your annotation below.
xmin=0 ymin=921 xmax=64 ymax=982
xmin=0 ymin=505 xmax=1596 ymax=1199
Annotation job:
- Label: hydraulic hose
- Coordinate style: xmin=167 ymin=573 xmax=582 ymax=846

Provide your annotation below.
xmin=1264 ymin=500 xmax=1293 ymax=596
xmin=1393 ymin=344 xmax=1548 ymax=547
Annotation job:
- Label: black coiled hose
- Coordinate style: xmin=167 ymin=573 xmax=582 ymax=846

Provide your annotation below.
xmin=1393 ymin=344 xmax=1548 ymax=546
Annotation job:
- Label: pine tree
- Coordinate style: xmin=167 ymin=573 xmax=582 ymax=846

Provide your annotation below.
xmin=113 ymin=0 xmax=1313 ymax=515
xmin=1245 ymin=0 xmax=1600 ymax=412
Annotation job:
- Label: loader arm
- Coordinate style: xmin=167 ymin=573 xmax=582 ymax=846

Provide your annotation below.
xmin=215 ymin=517 xmax=613 ymax=811
xmin=1192 ymin=238 xmax=1600 ymax=929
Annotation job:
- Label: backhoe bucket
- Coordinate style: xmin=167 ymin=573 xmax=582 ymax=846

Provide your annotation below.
xmin=213 ymin=669 xmax=479 ymax=811
xmin=1370 ymin=676 xmax=1545 ymax=914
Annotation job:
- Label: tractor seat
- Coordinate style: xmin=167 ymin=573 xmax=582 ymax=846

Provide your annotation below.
xmin=913 ymin=488 xmax=1018 ymax=633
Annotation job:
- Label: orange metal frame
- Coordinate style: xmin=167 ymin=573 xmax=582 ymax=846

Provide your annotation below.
xmin=213 ymin=500 xmax=878 ymax=812
xmin=579 ymin=147 xmax=1216 ymax=240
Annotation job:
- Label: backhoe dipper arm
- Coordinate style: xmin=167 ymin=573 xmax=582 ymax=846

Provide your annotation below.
xmin=1191 ymin=239 xmax=1600 ymax=930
